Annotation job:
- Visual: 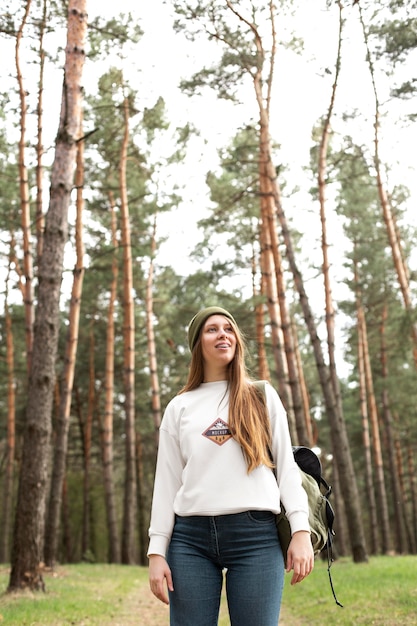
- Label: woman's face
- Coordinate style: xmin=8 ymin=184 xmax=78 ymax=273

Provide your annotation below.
xmin=200 ymin=314 xmax=237 ymax=371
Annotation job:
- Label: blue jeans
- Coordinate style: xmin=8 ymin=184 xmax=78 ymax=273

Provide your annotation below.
xmin=166 ymin=511 xmax=284 ymax=626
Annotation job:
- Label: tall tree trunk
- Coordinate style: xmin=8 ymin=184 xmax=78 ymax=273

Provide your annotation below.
xmin=35 ymin=0 xmax=47 ymax=262
xmin=146 ymin=216 xmax=162 ymax=443
xmin=82 ymin=328 xmax=95 ymax=558
xmin=331 ymin=461 xmax=348 ymax=556
xmin=394 ymin=432 xmax=416 ymax=553
xmin=271 ymin=214 xmax=309 ymax=446
xmin=253 ymin=256 xmax=270 ymax=382
xmin=406 ymin=442 xmax=417 ymax=552
xmin=137 ymin=217 xmax=162 ymax=562
xmin=0 ymin=261 xmax=16 ymax=563
xmin=259 ymin=194 xmax=296 ymax=441
xmin=357 ymin=298 xmax=379 ymax=554
xmin=379 ymin=302 xmax=408 ymax=553
xmin=99 ymin=191 xmax=121 ymax=563
xmin=261 ymin=136 xmax=309 ymax=444
xmin=8 ymin=0 xmax=87 ymax=591
xmin=120 ymin=94 xmax=137 ymax=565
xmin=136 ymin=432 xmax=147 ymax=565
xmin=248 ymin=0 xmax=307 ymax=445
xmin=357 ymin=3 xmax=417 ymax=367
xmin=361 ymin=301 xmax=392 ymax=553
xmin=291 ymin=320 xmax=314 ymax=445
xmin=44 ymin=117 xmax=86 ymax=567
xmin=61 ymin=476 xmax=73 ymax=562
xmin=255 ymin=302 xmax=271 ymax=382
xmin=318 ymin=1 xmax=343 ymax=408
xmin=16 ymin=0 xmax=35 ymax=373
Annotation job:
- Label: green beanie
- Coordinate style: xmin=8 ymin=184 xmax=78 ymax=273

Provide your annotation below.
xmin=187 ymin=306 xmax=236 ymax=351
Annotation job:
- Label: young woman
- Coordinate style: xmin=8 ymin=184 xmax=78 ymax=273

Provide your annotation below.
xmin=148 ymin=306 xmax=314 ymax=626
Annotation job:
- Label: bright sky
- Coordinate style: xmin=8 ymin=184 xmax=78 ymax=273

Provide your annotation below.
xmin=109 ymin=0 xmax=415 ymax=277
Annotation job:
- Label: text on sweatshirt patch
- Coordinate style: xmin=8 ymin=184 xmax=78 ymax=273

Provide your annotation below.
xmin=202 ymin=418 xmax=232 ymax=446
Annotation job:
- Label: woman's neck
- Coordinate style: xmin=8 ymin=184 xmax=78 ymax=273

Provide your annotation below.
xmin=203 ymin=365 xmax=228 ymax=383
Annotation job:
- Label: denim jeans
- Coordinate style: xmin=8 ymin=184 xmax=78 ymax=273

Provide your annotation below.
xmin=166 ymin=511 xmax=284 ymax=626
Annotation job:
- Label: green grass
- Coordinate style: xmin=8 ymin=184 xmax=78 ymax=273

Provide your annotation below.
xmin=0 ymin=556 xmax=416 ymax=625
xmin=0 ymin=564 xmax=147 ymax=625
xmin=280 ymin=555 xmax=417 ymax=625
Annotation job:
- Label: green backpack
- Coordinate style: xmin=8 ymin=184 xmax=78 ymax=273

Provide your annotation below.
xmin=253 ymin=381 xmax=343 ymax=607
xmin=277 ymin=446 xmax=342 ymax=607
xmin=275 ymin=445 xmax=334 ymax=560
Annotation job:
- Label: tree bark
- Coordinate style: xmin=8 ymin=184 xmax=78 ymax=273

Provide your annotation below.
xmin=8 ymin=0 xmax=87 ymax=591
xmin=0 ymin=262 xmax=16 ymax=563
xmin=146 ymin=216 xmax=162 ymax=443
xmin=357 ymin=297 xmax=379 ymax=554
xmin=291 ymin=320 xmax=314 ymax=445
xmin=136 ymin=432 xmax=147 ymax=565
xmin=35 ymin=0 xmax=47 ymax=262
xmin=99 ymin=191 xmax=121 ymax=564
xmin=318 ymin=1 xmax=343 ymax=407
xmin=405 ymin=442 xmax=417 ymax=552
xmin=82 ymin=329 xmax=95 ymax=559
xmin=379 ymin=302 xmax=408 ymax=553
xmin=259 ymin=194 xmax=296 ymax=441
xmin=361 ymin=300 xmax=392 ymax=553
xmin=120 ymin=94 xmax=137 ymax=565
xmin=253 ymin=249 xmax=270 ymax=382
xmin=44 ymin=112 xmax=86 ymax=567
xmin=394 ymin=432 xmax=416 ymax=553
xmin=16 ymin=0 xmax=35 ymax=374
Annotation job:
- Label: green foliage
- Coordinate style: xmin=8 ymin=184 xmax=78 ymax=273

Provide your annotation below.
xmin=194 ymin=125 xmax=261 ymax=267
xmin=174 ymin=0 xmax=299 ymax=104
xmin=88 ymin=15 xmax=143 ymax=60
xmin=370 ymin=1 xmax=417 ymax=106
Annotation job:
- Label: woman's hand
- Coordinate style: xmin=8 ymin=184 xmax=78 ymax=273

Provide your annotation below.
xmin=148 ymin=554 xmax=174 ymax=604
xmin=285 ymin=530 xmax=314 ymax=586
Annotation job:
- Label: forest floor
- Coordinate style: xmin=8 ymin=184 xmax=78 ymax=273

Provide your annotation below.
xmin=1 ymin=556 xmax=416 ymax=625
xmin=110 ymin=578 xmax=169 ymax=626
xmin=101 ymin=576 xmax=296 ymax=625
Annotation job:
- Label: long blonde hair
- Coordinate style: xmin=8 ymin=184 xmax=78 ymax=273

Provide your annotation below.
xmin=180 ymin=317 xmax=273 ymax=473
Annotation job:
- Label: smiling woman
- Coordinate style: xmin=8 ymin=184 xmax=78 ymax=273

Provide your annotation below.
xmin=147 ymin=305 xmax=314 ymax=626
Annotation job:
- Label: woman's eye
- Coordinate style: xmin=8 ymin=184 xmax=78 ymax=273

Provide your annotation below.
xmin=205 ymin=325 xmax=234 ymax=333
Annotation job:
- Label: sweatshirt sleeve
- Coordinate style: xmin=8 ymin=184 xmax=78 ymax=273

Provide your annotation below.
xmin=147 ymin=401 xmax=184 ymax=558
xmin=266 ymin=383 xmax=310 ymax=535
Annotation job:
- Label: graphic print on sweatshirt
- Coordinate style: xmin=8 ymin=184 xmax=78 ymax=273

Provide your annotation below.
xmin=202 ymin=418 xmax=232 ymax=446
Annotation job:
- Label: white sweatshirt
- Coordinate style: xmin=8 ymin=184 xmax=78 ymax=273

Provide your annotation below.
xmin=147 ymin=380 xmax=309 ymax=557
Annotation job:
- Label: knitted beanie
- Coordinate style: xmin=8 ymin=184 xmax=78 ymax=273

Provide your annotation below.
xmin=187 ymin=306 xmax=237 ymax=351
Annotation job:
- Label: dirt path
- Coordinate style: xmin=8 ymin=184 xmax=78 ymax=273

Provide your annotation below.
xmin=99 ymin=583 xmax=169 ymax=626
xmin=102 ymin=584 xmax=297 ymax=626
